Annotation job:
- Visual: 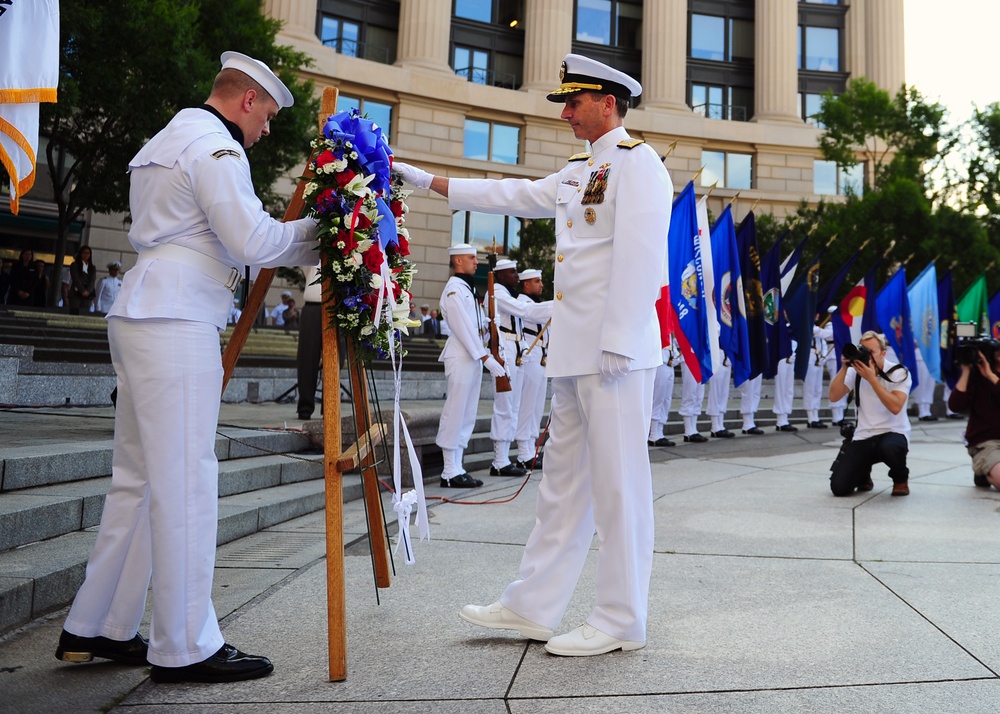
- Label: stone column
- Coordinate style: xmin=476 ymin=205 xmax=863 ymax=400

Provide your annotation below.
xmin=753 ymin=0 xmax=800 ymax=123
xmin=640 ymin=0 xmax=689 ymax=112
xmin=396 ymin=0 xmax=453 ymax=72
xmin=521 ymin=0 xmax=574 ymax=91
xmin=844 ymin=0 xmax=866 ymax=80
xmin=865 ymin=0 xmax=905 ymax=94
xmin=263 ymin=0 xmax=319 ymax=42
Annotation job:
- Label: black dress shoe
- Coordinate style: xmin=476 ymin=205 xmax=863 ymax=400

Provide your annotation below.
xmin=440 ymin=473 xmax=482 ymax=488
xmin=831 ymin=419 xmax=845 ymax=427
xmin=490 ymin=463 xmax=528 ymax=477
xmin=946 ymin=413 xmax=965 ymax=420
xmin=742 ymin=427 xmax=764 ymax=435
xmin=918 ymin=415 xmax=939 ymax=422
xmin=56 ymin=630 xmax=148 ymax=666
xmin=297 ymin=412 xmax=312 ymax=420
xmin=807 ymin=421 xmax=828 ymax=429
xmin=652 ymin=437 xmax=676 ymax=447
xmin=150 ymin=643 xmax=273 ymax=684
xmin=710 ymin=429 xmax=735 ymax=438
xmin=775 ymin=424 xmax=798 ymax=432
xmin=683 ymin=433 xmax=708 ymax=443
xmin=857 ymin=476 xmax=874 ymax=492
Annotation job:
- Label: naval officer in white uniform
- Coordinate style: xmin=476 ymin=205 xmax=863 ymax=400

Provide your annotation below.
xmin=57 ymin=52 xmax=319 ymax=683
xmin=396 ymin=53 xmax=671 ymax=656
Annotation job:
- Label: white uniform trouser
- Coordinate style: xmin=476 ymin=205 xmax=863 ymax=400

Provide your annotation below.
xmin=649 ymin=359 xmax=674 ymax=440
xmin=825 ymin=356 xmax=847 ymax=421
xmin=64 ymin=317 xmax=225 ymax=668
xmin=740 ymin=374 xmax=762 ymax=430
xmin=944 ymin=385 xmax=959 ymax=416
xmin=436 ymin=354 xmax=484 ymax=476
xmin=515 ymin=353 xmax=547 ymax=462
xmin=912 ymin=355 xmax=935 ymax=417
xmin=679 ymin=361 xmax=705 ymax=435
xmin=773 ymin=357 xmax=795 ymax=425
xmin=500 ymin=370 xmax=655 ymax=642
xmin=803 ymin=358 xmax=825 ymax=421
xmin=491 ymin=340 xmax=524 ymax=468
xmin=706 ymin=362 xmax=732 ymax=432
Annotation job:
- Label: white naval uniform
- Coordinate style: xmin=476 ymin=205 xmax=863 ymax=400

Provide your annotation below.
xmin=911 ymin=345 xmax=936 ymax=418
xmin=63 ymin=108 xmax=319 ymax=669
xmin=95 ymin=274 xmax=123 ymax=313
xmin=449 ymin=125 xmax=671 ymax=642
xmin=435 ymin=274 xmax=489 ymax=470
xmin=803 ymin=326 xmax=826 ymax=422
xmin=773 ymin=337 xmax=797 ymax=426
xmin=679 ymin=360 xmax=705 ymax=436
xmin=740 ymin=374 xmax=763 ymax=430
xmin=706 ymin=360 xmax=732 ymax=433
xmin=490 ymin=284 xmax=526 ymax=469
xmin=650 ymin=344 xmax=676 ymax=440
xmin=818 ymin=325 xmax=846 ymax=422
xmin=515 ymin=293 xmax=551 ymax=463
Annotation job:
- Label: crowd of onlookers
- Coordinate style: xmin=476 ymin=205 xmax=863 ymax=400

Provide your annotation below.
xmin=0 ymin=247 xmax=123 ymax=314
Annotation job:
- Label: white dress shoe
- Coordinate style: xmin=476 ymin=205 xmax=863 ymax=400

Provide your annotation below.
xmin=543 ymin=623 xmax=645 ymax=657
xmin=459 ymin=602 xmax=553 ymax=642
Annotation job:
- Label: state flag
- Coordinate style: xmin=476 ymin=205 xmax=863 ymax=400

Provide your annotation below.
xmin=668 ymin=182 xmax=712 ymax=383
xmin=709 ymin=205 xmax=751 ymax=386
xmin=876 ymin=267 xmax=918 ymax=387
xmin=736 ymin=211 xmax=768 ymax=379
xmin=907 ymin=262 xmax=940 ymax=382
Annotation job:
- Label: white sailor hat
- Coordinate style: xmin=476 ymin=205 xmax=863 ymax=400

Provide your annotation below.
xmin=281 ymin=290 xmax=292 ymax=297
xmin=107 ymin=261 xmax=122 ymax=270
xmin=518 ymin=269 xmax=542 ymax=281
xmin=494 ymin=259 xmax=517 ymax=272
xmin=220 ymin=51 xmax=294 ymax=109
xmin=547 ymin=53 xmax=642 ymax=103
xmin=448 ymin=243 xmax=477 ymax=256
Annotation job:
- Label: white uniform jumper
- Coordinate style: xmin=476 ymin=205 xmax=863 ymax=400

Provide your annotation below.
xmin=63 ymin=108 xmax=319 ymax=668
xmin=679 ymin=360 xmax=705 ymax=436
xmin=449 ymin=125 xmax=671 ymax=642
xmin=490 ymin=283 xmax=526 ymax=469
xmin=649 ymin=344 xmax=676 ymax=441
xmin=515 ymin=293 xmax=551 ymax=464
xmin=803 ymin=326 xmax=827 ymax=423
xmin=740 ymin=374 xmax=763 ymax=431
xmin=435 ymin=273 xmax=489 ymax=479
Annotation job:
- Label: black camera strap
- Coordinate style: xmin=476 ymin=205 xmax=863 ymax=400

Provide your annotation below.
xmin=855 ymin=364 xmax=907 ymax=411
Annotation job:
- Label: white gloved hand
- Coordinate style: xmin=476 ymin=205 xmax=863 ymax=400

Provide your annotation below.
xmin=599 ymin=351 xmax=631 ymax=386
xmin=483 ymin=355 xmax=508 ymax=378
xmin=392 ymin=161 xmax=434 ymax=189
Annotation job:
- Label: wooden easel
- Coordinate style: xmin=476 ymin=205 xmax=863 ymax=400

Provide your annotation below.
xmin=220 ymin=87 xmax=391 ymax=682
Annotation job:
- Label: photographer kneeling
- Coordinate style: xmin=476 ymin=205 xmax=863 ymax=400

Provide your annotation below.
xmin=946 ymin=340 xmax=1000 ymax=488
xmin=829 ymin=331 xmax=912 ymax=497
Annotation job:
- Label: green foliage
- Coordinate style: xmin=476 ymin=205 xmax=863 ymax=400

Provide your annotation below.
xmin=966 ymin=102 xmax=1000 ymax=242
xmin=40 ymin=0 xmax=318 ymax=305
xmin=508 ymin=219 xmax=556 ymax=300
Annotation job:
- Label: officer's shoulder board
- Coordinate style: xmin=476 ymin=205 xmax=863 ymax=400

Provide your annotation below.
xmin=568 ymin=152 xmax=591 ymax=162
xmin=617 ymin=138 xmax=645 ymax=150
xmin=211 ymin=148 xmax=242 ymax=160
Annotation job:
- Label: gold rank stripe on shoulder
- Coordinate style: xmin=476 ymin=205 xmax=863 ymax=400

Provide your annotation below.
xmin=446 ymin=291 xmax=457 ymax=297
xmin=617 ymin=138 xmax=645 ymax=149
xmin=211 ymin=148 xmax=242 ymax=160
xmin=568 ymin=152 xmax=592 ymax=162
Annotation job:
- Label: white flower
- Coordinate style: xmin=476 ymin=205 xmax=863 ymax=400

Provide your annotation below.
xmin=305 ymin=182 xmax=318 ymax=195
xmin=370 ymin=273 xmax=384 ymax=290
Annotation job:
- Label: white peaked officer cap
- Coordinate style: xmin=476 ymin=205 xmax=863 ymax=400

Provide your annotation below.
xmin=220 ymin=51 xmax=295 ymax=109
xmin=518 ymin=269 xmax=542 ymax=281
xmin=494 ymin=259 xmax=517 ymax=272
xmin=448 ymin=243 xmax=477 ymax=256
xmin=547 ymin=53 xmax=642 ymax=103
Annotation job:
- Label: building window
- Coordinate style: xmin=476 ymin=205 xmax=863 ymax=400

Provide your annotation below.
xmin=451 ymin=0 xmax=524 ymax=89
xmin=702 ymin=150 xmax=752 ymax=190
xmin=814 ymin=160 xmax=864 ymax=196
xmin=317 ymin=0 xmax=399 ymax=65
xmin=691 ymin=84 xmax=753 ymax=122
xmin=337 ymin=96 xmax=393 ymax=140
xmin=800 ymin=0 xmax=840 ymax=4
xmin=687 ymin=2 xmax=754 ymax=121
xmin=454 ymin=46 xmax=490 ymax=85
xmin=575 ymin=0 xmax=641 ymax=47
xmin=464 ymin=119 xmax=520 ymax=164
xmin=798 ymin=92 xmax=829 ymax=127
xmin=454 ymin=0 xmax=522 ymax=25
xmin=690 ymin=14 xmax=753 ymax=63
xmin=799 ymin=25 xmax=839 ymax=71
xmin=452 ymin=211 xmax=521 ymax=254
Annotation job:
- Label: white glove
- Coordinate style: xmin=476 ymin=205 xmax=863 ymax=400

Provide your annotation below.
xmin=483 ymin=355 xmax=508 ymax=379
xmin=599 ymin=351 xmax=631 ymax=386
xmin=392 ymin=161 xmax=434 ymax=189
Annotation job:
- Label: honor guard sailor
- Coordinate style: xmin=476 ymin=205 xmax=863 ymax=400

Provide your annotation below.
xmin=57 ymin=52 xmax=317 ymax=684
xmin=515 ymin=269 xmax=553 ymax=467
xmin=394 ymin=52 xmax=671 ymax=656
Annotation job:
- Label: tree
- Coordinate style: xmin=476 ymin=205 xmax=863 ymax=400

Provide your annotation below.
xmin=966 ymin=102 xmax=1000 ymax=242
xmin=508 ymin=218 xmax=556 ymax=300
xmin=39 ymin=0 xmax=317 ymax=307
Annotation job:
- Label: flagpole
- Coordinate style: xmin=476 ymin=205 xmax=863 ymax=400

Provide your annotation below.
xmin=660 ymin=140 xmax=678 ymax=161
xmin=704 ymin=181 xmax=719 ymax=199
xmin=728 ymin=190 xmax=742 ymax=206
xmin=825 ymin=233 xmax=839 ymax=248
xmin=692 ymin=165 xmax=705 ymax=184
xmin=749 ymin=197 xmax=761 ymax=213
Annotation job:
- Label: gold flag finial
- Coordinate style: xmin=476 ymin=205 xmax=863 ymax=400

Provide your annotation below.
xmin=692 ymin=165 xmax=705 ymax=183
xmin=728 ymin=190 xmax=742 ymax=206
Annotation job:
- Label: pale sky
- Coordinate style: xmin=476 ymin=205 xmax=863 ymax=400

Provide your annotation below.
xmin=904 ymin=0 xmax=999 ymax=124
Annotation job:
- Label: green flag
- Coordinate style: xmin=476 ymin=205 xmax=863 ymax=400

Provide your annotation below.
xmin=956 ymin=274 xmax=990 ymax=333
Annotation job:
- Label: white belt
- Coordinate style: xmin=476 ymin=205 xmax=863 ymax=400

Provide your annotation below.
xmin=139 ymin=242 xmax=242 ymax=293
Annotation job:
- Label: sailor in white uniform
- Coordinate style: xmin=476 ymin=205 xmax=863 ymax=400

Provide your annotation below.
xmin=514 ymin=268 xmax=552 ymax=468
xmin=58 ymin=53 xmax=318 ymax=683
xmin=648 ymin=342 xmax=677 ymax=446
xmin=396 ymin=53 xmax=671 ymax=656
xmin=804 ymin=323 xmax=830 ymax=428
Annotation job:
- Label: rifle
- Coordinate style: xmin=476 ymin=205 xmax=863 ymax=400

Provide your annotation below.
xmin=486 ymin=248 xmax=512 ymax=392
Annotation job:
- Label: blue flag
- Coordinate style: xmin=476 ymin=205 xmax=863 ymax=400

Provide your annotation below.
xmin=779 ymin=234 xmax=808 ymax=295
xmin=907 ymin=262 xmax=940 ymax=382
xmin=785 ymin=251 xmax=825 ymax=380
xmin=736 ymin=212 xmax=768 ymax=380
xmin=760 ymin=234 xmax=791 ymax=378
xmin=710 ymin=205 xmax=751 ymax=386
xmin=876 ymin=267 xmax=918 ymax=388
xmin=938 ymin=271 xmax=959 ymax=389
xmin=832 ymin=262 xmax=879 ymax=362
xmin=989 ymin=290 xmax=1000 ymax=340
xmin=816 ymin=250 xmax=862 ymax=315
xmin=668 ymin=182 xmax=712 ymax=383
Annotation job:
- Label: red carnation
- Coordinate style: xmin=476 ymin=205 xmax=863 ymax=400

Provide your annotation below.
xmin=395 ymin=233 xmax=410 ymax=256
xmin=390 ymin=200 xmax=404 ymax=218
xmin=337 ymin=229 xmax=358 ymax=254
xmin=315 ymin=149 xmax=336 ymax=169
xmin=334 ymin=168 xmax=357 ymax=188
xmin=353 ymin=212 xmax=372 ymax=230
xmin=362 ymin=244 xmax=384 ymax=273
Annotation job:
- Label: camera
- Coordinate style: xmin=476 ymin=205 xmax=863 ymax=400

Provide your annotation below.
xmin=954 ymin=322 xmax=1000 ymax=366
xmin=839 ymin=420 xmax=856 ymax=440
xmin=842 ymin=342 xmax=872 ymax=366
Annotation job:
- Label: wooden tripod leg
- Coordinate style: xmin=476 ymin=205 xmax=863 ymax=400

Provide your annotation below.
xmin=323 ymin=307 xmax=347 ymax=682
xmin=346 ymin=339 xmax=392 ymax=589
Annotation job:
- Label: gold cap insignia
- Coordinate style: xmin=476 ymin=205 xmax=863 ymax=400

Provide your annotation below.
xmin=559 ymin=61 xmax=566 ymax=82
